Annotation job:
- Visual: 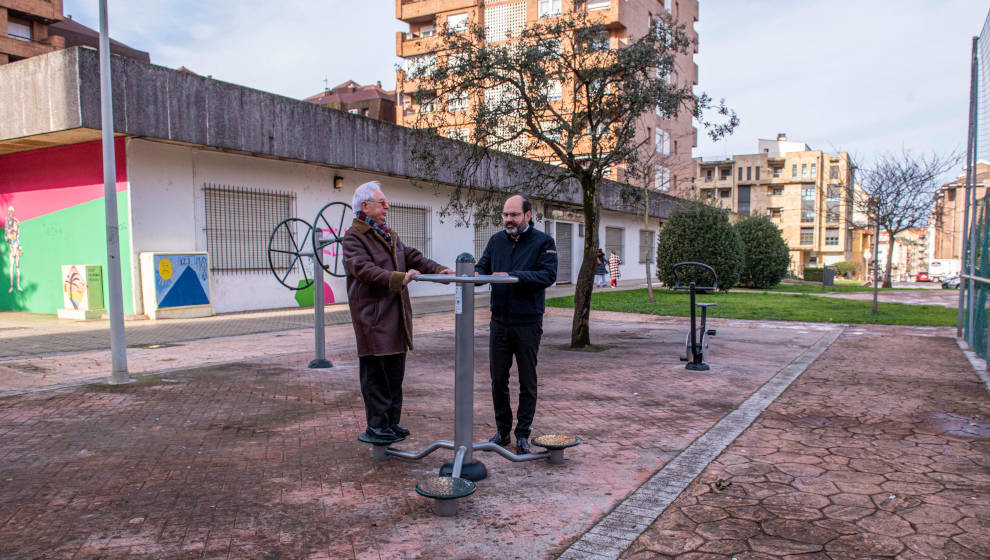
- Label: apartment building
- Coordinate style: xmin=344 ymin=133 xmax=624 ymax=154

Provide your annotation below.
xmin=0 ymin=0 xmax=64 ymax=65
xmin=394 ymin=0 xmax=699 ymax=193
xmin=304 ymin=80 xmax=398 ymax=123
xmin=928 ymin=162 xmax=990 ymax=278
xmin=696 ymin=134 xmax=856 ymax=274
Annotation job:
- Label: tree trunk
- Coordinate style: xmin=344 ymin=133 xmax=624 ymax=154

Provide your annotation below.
xmin=570 ymin=178 xmax=600 ymax=348
xmin=883 ymin=237 xmax=895 ymax=288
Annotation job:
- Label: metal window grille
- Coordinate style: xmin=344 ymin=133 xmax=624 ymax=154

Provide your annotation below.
xmin=485 ymin=2 xmax=526 ymax=43
xmin=639 ymin=230 xmax=655 ymax=263
xmin=474 ymin=213 xmax=502 ymax=260
xmin=825 ymin=227 xmax=839 ymax=246
xmin=204 ymin=184 xmax=295 ymax=273
xmin=389 ymin=204 xmax=432 ymax=259
xmin=605 ymin=226 xmax=624 ymax=261
xmin=800 ymin=227 xmax=814 ymax=245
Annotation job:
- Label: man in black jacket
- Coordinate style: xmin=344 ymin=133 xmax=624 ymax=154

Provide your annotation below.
xmin=475 ymin=195 xmax=557 ymax=455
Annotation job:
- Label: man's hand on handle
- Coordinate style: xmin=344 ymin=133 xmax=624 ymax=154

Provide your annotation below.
xmin=403 ymin=269 xmax=421 ymax=286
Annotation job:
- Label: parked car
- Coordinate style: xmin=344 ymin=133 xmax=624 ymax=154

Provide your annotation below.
xmin=916 ymin=271 xmax=931 ymax=282
xmin=942 ymin=276 xmax=961 ymax=289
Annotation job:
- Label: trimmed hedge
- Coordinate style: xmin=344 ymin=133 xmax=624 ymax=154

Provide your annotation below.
xmin=804 ymin=267 xmax=824 ymax=282
xmin=657 ymin=203 xmax=743 ymax=291
xmin=735 ymin=216 xmax=790 ymax=289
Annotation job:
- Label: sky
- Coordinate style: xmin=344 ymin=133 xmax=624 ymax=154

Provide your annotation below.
xmin=62 ymin=0 xmax=987 ymax=175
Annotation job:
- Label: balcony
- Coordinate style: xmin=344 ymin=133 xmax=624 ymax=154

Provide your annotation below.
xmin=4 ymin=0 xmax=62 ymax=21
xmin=0 ymin=33 xmax=62 ymax=60
xmin=582 ymin=0 xmax=624 ymax=31
xmin=397 ymin=0 xmax=477 ymax=23
xmin=396 ymin=31 xmax=440 ymax=58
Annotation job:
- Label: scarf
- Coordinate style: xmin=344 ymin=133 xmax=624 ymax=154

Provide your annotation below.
xmin=358 ymin=211 xmax=392 ymax=246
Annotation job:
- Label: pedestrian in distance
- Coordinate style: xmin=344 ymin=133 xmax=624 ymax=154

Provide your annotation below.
xmin=342 ymin=181 xmax=454 ymax=443
xmin=608 ymin=249 xmax=622 ymax=288
xmin=594 ymin=248 xmax=608 ymax=288
xmin=475 ymin=194 xmax=558 ymax=455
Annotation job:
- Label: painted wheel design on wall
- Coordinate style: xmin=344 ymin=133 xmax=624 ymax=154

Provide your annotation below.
xmin=267 ymin=217 xmax=314 ymax=290
xmin=312 ymin=201 xmax=351 ymax=278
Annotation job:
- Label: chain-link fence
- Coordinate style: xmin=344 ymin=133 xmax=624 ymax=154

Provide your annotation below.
xmin=960 ymin=10 xmax=990 ymax=358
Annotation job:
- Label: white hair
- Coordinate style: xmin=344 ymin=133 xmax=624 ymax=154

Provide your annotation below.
xmin=352 ymin=181 xmax=383 ymax=215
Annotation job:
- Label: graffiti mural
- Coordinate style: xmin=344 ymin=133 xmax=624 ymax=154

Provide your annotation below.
xmin=4 ymin=206 xmax=22 ymax=293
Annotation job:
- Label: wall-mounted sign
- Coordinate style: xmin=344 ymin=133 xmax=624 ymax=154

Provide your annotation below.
xmin=548 ymin=207 xmax=584 ymax=223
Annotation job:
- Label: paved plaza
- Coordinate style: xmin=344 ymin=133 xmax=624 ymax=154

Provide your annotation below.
xmin=0 ymin=287 xmax=987 ymax=558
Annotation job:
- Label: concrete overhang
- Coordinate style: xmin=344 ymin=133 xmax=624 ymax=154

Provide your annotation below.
xmin=0 ymin=46 xmax=676 ymax=220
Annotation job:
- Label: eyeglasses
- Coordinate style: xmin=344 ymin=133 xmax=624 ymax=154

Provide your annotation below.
xmin=501 ymin=211 xmax=523 ymax=218
xmin=365 ymin=198 xmax=388 ymax=206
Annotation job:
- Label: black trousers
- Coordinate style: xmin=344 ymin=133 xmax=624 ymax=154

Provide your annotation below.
xmin=489 ymin=320 xmax=543 ymax=439
xmin=359 ymin=353 xmax=406 ymax=429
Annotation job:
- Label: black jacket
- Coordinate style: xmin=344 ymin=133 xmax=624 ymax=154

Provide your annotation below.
xmin=475 ymin=226 xmax=558 ymax=324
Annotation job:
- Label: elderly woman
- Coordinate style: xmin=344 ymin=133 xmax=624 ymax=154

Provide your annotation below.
xmin=342 ymin=181 xmax=453 ymax=442
xmin=608 ymin=249 xmax=622 ymax=288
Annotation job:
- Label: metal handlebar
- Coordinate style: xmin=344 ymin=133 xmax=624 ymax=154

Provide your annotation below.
xmin=672 ymin=261 xmax=718 ymax=291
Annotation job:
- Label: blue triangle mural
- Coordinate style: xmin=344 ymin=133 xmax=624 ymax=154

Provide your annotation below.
xmin=158 ymin=266 xmax=209 ymax=308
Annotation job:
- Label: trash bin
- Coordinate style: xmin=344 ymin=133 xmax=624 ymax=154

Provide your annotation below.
xmin=822 ymin=266 xmax=835 ymax=288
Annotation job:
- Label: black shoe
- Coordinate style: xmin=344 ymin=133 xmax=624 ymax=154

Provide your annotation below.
xmin=516 ymin=437 xmax=531 ymax=455
xmin=390 ymin=423 xmax=410 ymax=437
xmin=366 ymin=426 xmax=400 ymax=441
xmin=488 ymin=432 xmax=511 ymax=447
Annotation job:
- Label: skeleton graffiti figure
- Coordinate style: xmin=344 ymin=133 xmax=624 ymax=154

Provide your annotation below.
xmin=4 ymin=206 xmax=23 ymax=292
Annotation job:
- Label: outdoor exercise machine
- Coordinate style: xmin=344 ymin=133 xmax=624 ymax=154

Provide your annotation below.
xmin=357 ymin=253 xmax=579 ymax=516
xmin=672 ymin=261 xmax=718 ymax=371
xmin=265 ymin=201 xmax=351 ymax=368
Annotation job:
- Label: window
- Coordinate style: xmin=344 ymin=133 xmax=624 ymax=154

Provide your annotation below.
xmin=800 ymin=227 xmax=814 ymax=245
xmin=746 ymin=167 xmax=752 ymax=181
xmin=448 ymin=90 xmax=469 ymax=112
xmin=605 ymin=227 xmax=624 ymax=261
xmin=417 ymin=93 xmax=437 ymax=113
xmin=348 ymin=108 xmax=361 ymax=115
xmin=390 ymin=204 xmax=432 ymax=259
xmin=546 ymin=80 xmax=562 ymax=101
xmin=703 ymin=189 xmax=715 ymax=199
xmin=769 ymin=208 xmax=782 ymax=219
xmin=801 ymin=187 xmax=815 ymax=222
xmin=773 ymin=167 xmax=781 ymax=178
xmin=578 ymin=224 xmax=585 ymax=237
xmin=720 ymin=189 xmax=730 ymax=199
xmin=801 ymin=163 xmax=808 ymax=178
xmin=738 ymin=167 xmax=743 ymax=181
xmin=204 ymin=184 xmax=295 ymax=272
xmin=485 ymin=2 xmax=526 ymax=42
xmin=587 ymin=0 xmax=611 ymax=10
xmin=825 ymin=227 xmax=839 ymax=246
xmin=541 ymin=121 xmax=562 ymax=141
xmin=538 ymin=0 xmax=561 ymax=18
xmin=655 ymin=165 xmax=670 ymax=191
xmin=404 ymin=54 xmax=436 ymax=77
xmin=737 ymin=185 xmax=751 ymax=215
xmin=706 ymin=169 xmax=713 ymax=180
xmin=655 ymin=129 xmax=670 ymax=155
xmin=589 ymin=30 xmax=610 ymax=52
xmin=8 ymin=21 xmax=31 ymax=42
xmin=772 ymin=187 xmax=784 ymax=196
xmin=720 ymin=168 xmax=730 ymax=180
xmin=447 ymin=13 xmax=468 ymax=33
xmin=811 ymin=163 xmax=817 ymax=178
xmin=755 ymin=167 xmax=760 ymax=181
xmin=639 ymin=230 xmax=656 ymax=263
xmin=830 ymin=165 xmax=840 ymax=180
xmin=792 ymin=164 xmax=797 ymax=178
xmin=826 ymin=184 xmax=841 ymax=223
xmin=474 ymin=214 xmax=502 ymax=259
xmin=419 ymin=25 xmax=436 ymax=38
xmin=447 ymin=128 xmax=470 ymax=141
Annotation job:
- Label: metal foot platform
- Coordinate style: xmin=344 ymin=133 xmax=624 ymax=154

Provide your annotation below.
xmin=415 ymin=477 xmax=476 ymax=516
xmin=532 ymin=434 xmax=581 ymax=464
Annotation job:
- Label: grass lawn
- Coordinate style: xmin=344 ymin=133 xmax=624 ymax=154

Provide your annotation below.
xmin=546 ymin=288 xmax=956 ymax=326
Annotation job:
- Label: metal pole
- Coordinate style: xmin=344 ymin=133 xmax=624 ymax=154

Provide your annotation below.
xmin=99 ymin=0 xmax=128 ymax=383
xmin=453 ymin=256 xmax=476 ymax=469
xmin=308 ymin=244 xmax=332 ymax=368
xmin=962 ymin=36 xmax=980 ymax=345
xmin=872 ymin=216 xmax=880 ymax=313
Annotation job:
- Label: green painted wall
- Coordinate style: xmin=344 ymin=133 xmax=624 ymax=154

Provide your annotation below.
xmin=0 ymin=191 xmax=133 ymax=314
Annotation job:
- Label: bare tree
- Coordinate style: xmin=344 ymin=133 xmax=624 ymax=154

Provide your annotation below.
xmin=403 ymin=8 xmax=736 ymax=347
xmin=855 ymin=151 xmax=958 ymax=289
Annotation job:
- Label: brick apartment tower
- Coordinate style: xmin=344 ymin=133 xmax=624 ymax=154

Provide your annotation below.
xmin=0 ymin=0 xmax=64 ymax=65
xmin=394 ymin=0 xmax=699 ymax=194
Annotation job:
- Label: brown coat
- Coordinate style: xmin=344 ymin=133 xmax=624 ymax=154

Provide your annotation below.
xmin=343 ymin=219 xmax=449 ymax=357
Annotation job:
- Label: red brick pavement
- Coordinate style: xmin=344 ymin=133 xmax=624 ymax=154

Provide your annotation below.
xmin=0 ymin=308 xmax=836 ymax=559
xmin=622 ymin=329 xmax=990 ymax=560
